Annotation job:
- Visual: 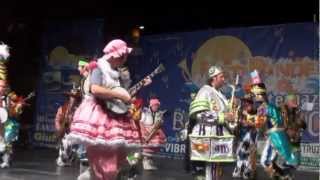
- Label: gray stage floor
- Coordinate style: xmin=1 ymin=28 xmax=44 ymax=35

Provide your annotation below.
xmin=0 ymin=148 xmax=318 ymax=180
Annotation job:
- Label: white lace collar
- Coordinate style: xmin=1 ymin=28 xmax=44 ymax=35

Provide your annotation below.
xmin=97 ymin=56 xmax=119 ymax=80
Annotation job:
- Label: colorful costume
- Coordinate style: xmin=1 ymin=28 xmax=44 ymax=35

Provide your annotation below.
xmin=0 ymin=46 xmax=11 ymax=167
xmin=250 ymin=79 xmax=298 ymax=179
xmin=232 ymin=94 xmax=258 ymax=179
xmin=188 ymin=66 xmax=236 ymax=180
xmin=280 ymin=94 xmax=306 ymax=153
xmin=0 ymin=94 xmax=12 ymax=168
xmin=55 ymin=88 xmax=81 ymax=167
xmin=0 ymin=44 xmax=30 ymax=168
xmin=68 ymin=39 xmax=141 ymax=180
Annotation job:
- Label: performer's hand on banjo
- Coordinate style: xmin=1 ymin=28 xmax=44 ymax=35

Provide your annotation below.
xmin=115 ymin=88 xmax=132 ymax=103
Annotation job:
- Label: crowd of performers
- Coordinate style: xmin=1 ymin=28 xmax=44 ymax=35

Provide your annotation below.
xmin=0 ymin=39 xmax=306 ymax=180
xmin=0 ymin=39 xmax=307 ymax=180
xmin=186 ymin=66 xmax=307 ymax=180
xmin=53 ymin=39 xmax=306 ymax=180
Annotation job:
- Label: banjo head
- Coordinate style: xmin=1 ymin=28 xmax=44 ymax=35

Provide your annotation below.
xmin=106 ymin=99 xmax=129 ymax=114
xmin=105 ymin=87 xmax=130 ymax=115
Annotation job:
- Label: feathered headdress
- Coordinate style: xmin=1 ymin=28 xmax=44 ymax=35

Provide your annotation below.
xmin=0 ymin=43 xmax=10 ymax=81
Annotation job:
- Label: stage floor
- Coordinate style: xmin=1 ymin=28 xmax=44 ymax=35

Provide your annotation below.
xmin=0 ymin=148 xmax=318 ymax=180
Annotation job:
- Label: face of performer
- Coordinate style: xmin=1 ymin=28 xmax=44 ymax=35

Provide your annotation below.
xmin=78 ymin=65 xmax=89 ymax=77
xmin=150 ymin=103 xmax=160 ymax=112
xmin=109 ymin=54 xmax=128 ymax=69
xmin=244 ymin=101 xmax=254 ymax=113
xmin=0 ymin=80 xmax=7 ymax=96
xmin=286 ymin=98 xmax=298 ymax=109
xmin=253 ymin=93 xmax=267 ymax=103
xmin=211 ymin=73 xmax=225 ymax=89
xmin=119 ymin=67 xmax=131 ymax=81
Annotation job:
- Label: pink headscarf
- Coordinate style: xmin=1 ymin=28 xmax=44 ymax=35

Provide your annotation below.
xmin=103 ymin=39 xmax=133 ymax=60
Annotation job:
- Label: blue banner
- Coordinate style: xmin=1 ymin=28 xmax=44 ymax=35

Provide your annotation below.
xmin=32 ymin=20 xmax=104 ymax=148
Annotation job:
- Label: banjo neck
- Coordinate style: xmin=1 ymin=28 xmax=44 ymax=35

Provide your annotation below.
xmin=106 ymin=64 xmax=165 ymax=115
xmin=128 ymin=64 xmax=164 ymax=96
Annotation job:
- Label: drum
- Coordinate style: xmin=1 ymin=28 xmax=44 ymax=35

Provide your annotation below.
xmin=189 ymin=134 xmax=235 ymax=162
xmin=0 ymin=107 xmax=8 ymax=123
xmin=268 ymin=130 xmax=298 ymax=166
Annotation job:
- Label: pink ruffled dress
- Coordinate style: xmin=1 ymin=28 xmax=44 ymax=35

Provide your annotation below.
xmin=67 ymin=58 xmax=141 ymax=180
xmin=68 ymin=57 xmax=141 ymax=148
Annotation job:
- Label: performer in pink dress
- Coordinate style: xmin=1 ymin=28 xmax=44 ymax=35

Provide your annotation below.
xmin=68 ymin=39 xmax=141 ymax=180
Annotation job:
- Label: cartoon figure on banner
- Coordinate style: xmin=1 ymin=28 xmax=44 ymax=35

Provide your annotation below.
xmin=0 ymin=43 xmax=34 ymax=168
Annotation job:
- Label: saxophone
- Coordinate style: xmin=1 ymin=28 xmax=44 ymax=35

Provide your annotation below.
xmin=144 ymin=110 xmax=167 ymax=144
xmin=227 ymin=74 xmax=240 ymax=130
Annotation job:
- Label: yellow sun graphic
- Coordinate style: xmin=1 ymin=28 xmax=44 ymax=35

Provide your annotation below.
xmin=191 ymin=36 xmax=252 ymax=85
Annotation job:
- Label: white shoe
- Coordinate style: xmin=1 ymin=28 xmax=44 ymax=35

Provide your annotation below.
xmin=232 ymin=167 xmax=241 ymax=178
xmin=0 ymin=162 xmax=9 ymax=168
xmin=56 ymin=157 xmax=71 ymax=167
xmin=56 ymin=157 xmax=64 ymax=167
xmin=77 ymin=168 xmax=91 ymax=180
xmin=143 ymin=158 xmax=157 ymax=170
xmin=1 ymin=153 xmax=10 ymax=168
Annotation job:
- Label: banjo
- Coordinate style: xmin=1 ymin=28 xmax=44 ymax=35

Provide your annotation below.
xmin=105 ymin=64 xmax=165 ymax=115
